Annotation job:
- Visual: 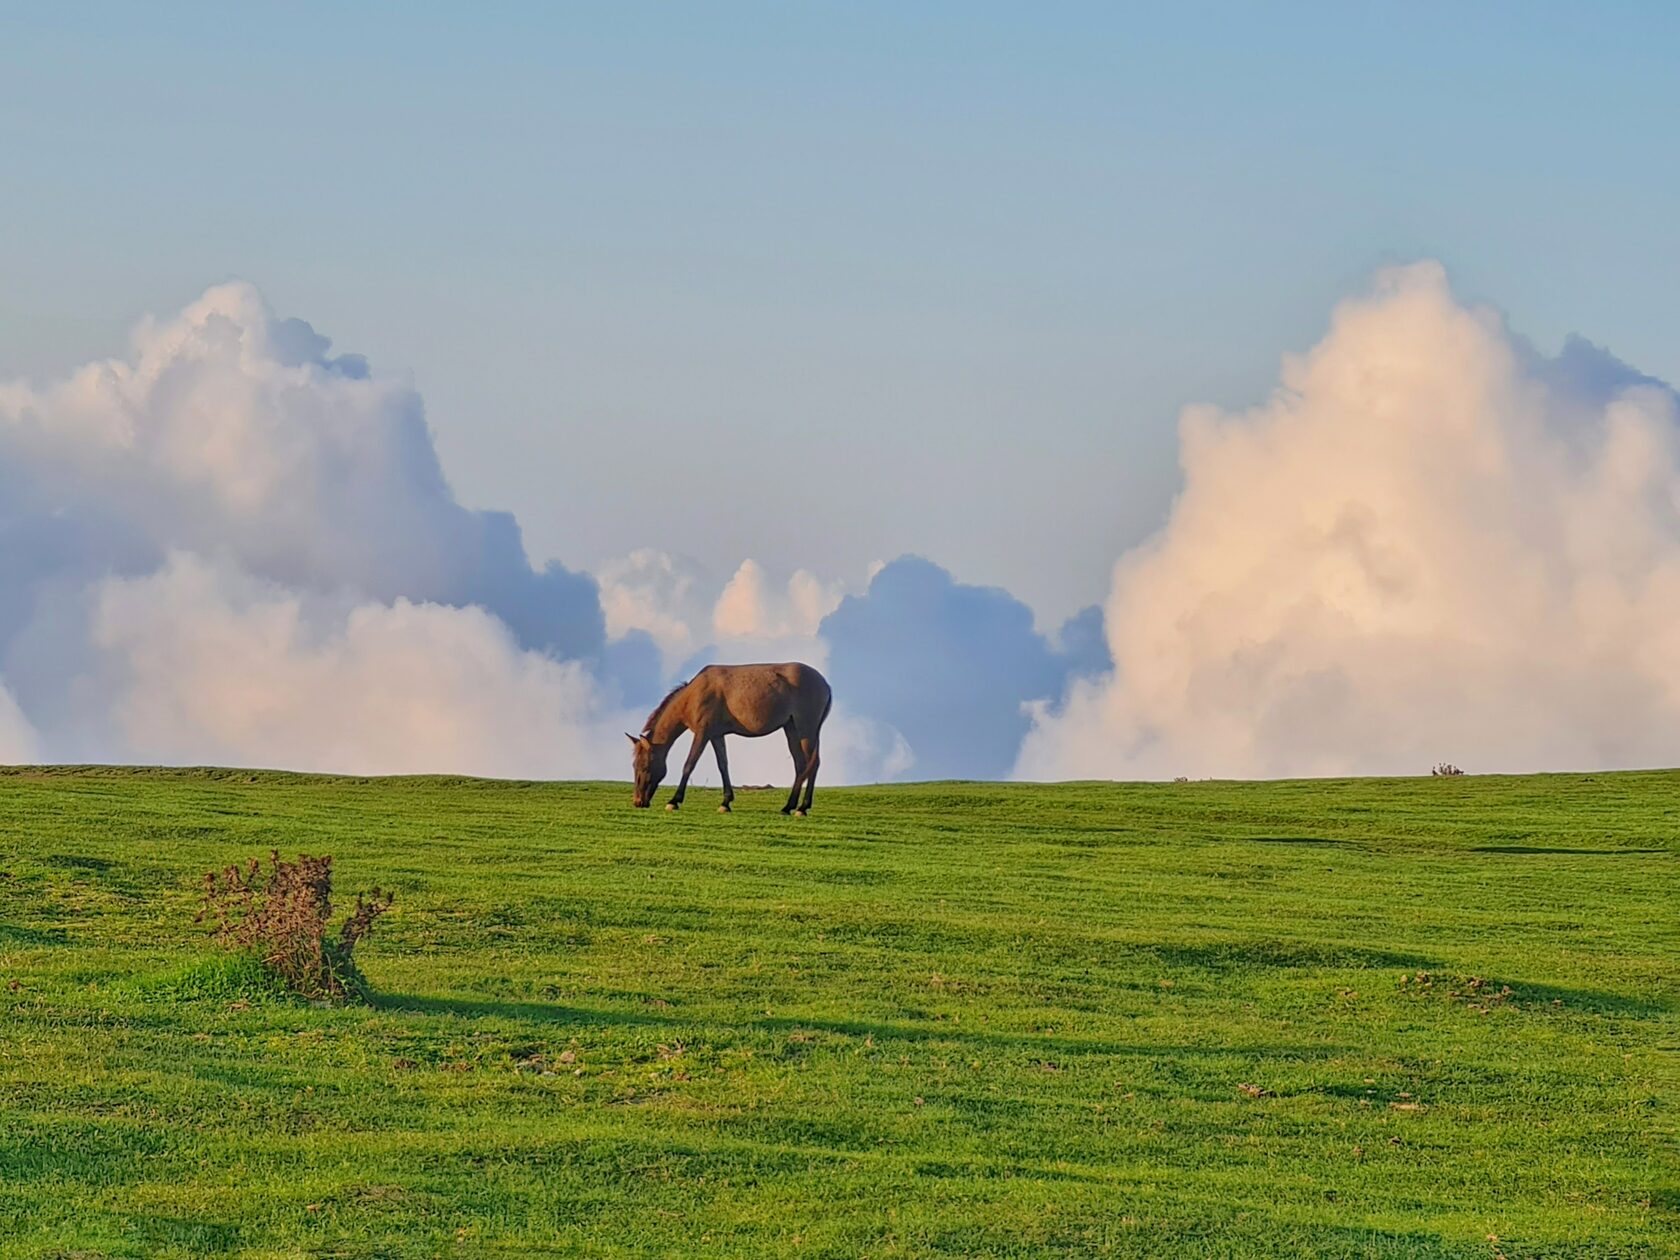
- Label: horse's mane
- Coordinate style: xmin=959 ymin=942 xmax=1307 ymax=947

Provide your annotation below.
xmin=641 ymin=680 xmax=689 ymax=736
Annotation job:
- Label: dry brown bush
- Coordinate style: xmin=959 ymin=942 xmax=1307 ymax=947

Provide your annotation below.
xmin=197 ymin=850 xmax=392 ymax=1001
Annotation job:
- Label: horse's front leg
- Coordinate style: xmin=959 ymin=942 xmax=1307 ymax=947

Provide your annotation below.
xmin=667 ymin=731 xmax=709 ymax=810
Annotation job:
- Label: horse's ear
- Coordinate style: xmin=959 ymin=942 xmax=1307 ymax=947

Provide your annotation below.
xmin=625 ymin=732 xmax=639 ymax=745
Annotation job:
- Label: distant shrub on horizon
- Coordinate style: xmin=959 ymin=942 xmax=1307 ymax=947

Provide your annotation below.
xmin=1431 ymin=763 xmax=1466 ymax=777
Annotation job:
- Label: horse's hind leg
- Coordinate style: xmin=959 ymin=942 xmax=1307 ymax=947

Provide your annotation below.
xmin=797 ymin=736 xmax=820 ymax=815
xmin=711 ymin=736 xmax=734 ymax=813
xmin=781 ymin=725 xmax=808 ymax=815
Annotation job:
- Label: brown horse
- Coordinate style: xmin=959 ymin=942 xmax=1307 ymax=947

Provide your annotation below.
xmin=628 ymin=662 xmax=832 ymax=815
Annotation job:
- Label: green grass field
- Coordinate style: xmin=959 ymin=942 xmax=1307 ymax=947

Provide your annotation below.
xmin=0 ymin=767 xmax=1675 ymax=1258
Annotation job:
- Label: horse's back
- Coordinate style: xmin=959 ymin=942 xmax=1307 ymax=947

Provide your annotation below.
xmin=703 ymin=661 xmax=826 ymax=694
xmin=697 ymin=662 xmax=830 ymax=734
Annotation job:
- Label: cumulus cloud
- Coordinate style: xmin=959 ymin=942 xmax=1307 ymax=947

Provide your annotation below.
xmin=600 ymin=554 xmax=913 ymax=783
xmin=596 ymin=548 xmax=713 ymax=667
xmin=599 ymin=553 xmax=845 ymax=671
xmin=87 ymin=556 xmax=626 ymax=778
xmin=1019 ymin=261 xmax=1680 ymax=779
xmin=0 ymin=284 xmax=923 ymax=783
xmin=20 ymin=264 xmax=1666 ymax=786
xmin=713 ymin=559 xmax=843 ymax=641
xmin=601 ymin=549 xmax=1115 ymax=781
xmin=821 ymin=556 xmax=1104 ymax=779
xmin=599 ymin=550 xmax=1103 ymax=781
xmin=1051 ymin=603 xmax=1113 ymax=681
xmin=0 ymin=283 xmax=604 ymax=659
xmin=0 ymin=681 xmax=38 ymax=763
xmin=0 ymin=283 xmax=634 ymax=776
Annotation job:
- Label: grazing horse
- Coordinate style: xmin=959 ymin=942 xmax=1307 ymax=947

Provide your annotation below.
xmin=628 ymin=662 xmax=832 ymax=815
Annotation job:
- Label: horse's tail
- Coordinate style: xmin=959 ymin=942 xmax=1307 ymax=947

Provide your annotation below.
xmin=818 ymin=685 xmax=833 ymax=731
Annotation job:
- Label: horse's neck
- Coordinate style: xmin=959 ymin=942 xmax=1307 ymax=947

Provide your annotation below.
xmin=649 ymin=700 xmax=689 ymax=747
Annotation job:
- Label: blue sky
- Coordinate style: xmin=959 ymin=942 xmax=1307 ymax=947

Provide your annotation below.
xmin=5 ymin=3 xmax=1680 ymax=622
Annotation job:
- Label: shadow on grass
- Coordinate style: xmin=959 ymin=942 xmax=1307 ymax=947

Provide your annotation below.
xmin=1388 ymin=973 xmax=1667 ymax=1018
xmin=1246 ymin=835 xmax=1360 ymax=848
xmin=1470 ymin=844 xmax=1668 ymax=855
xmin=0 ymin=922 xmax=69 ymax=945
xmin=373 ymin=992 xmax=685 ymax=1028
xmin=1141 ymin=939 xmax=1435 ymax=972
xmin=756 ymin=1011 xmax=1358 ymax=1061
xmin=371 ymin=991 xmax=1359 ymax=1061
xmin=43 ymin=853 xmax=116 ymax=871
xmin=1473 ymin=977 xmax=1669 ymax=1017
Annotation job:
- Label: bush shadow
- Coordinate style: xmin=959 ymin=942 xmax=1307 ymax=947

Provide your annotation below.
xmin=372 ymin=992 xmax=686 ymax=1029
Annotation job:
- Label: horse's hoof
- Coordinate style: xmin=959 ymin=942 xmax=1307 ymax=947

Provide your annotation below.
xmin=793 ymin=808 xmax=807 ymax=817
xmin=717 ymin=804 xmax=732 ymax=814
xmin=665 ymin=802 xmax=679 ymax=812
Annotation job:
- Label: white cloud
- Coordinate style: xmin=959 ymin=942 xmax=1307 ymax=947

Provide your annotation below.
xmin=0 ymin=679 xmax=38 ymax=764
xmin=821 ymin=555 xmax=1102 ymax=779
xmin=0 ymin=285 xmax=913 ymax=783
xmin=0 ymin=281 xmax=604 ymax=661
xmin=22 ymin=265 xmax=1671 ymax=786
xmin=1019 ymin=261 xmax=1680 ymax=779
xmin=712 ymin=559 xmax=844 ymax=641
xmin=595 ymin=554 xmax=845 ymax=675
xmin=86 ymin=555 xmax=630 ymax=778
xmin=823 ymin=706 xmax=916 ymax=782
xmin=0 ymin=284 xmax=617 ymax=776
xmin=597 ymin=553 xmax=927 ymax=781
xmin=595 ymin=548 xmax=713 ymax=667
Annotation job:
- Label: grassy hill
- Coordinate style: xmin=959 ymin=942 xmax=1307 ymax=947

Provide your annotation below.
xmin=0 ymin=767 xmax=1675 ymax=1257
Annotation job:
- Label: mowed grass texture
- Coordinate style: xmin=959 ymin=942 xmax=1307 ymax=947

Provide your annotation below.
xmin=0 ymin=768 xmax=1675 ymax=1258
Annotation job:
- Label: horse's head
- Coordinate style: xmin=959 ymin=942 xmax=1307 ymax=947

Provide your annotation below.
xmin=627 ymin=733 xmax=667 ymax=807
